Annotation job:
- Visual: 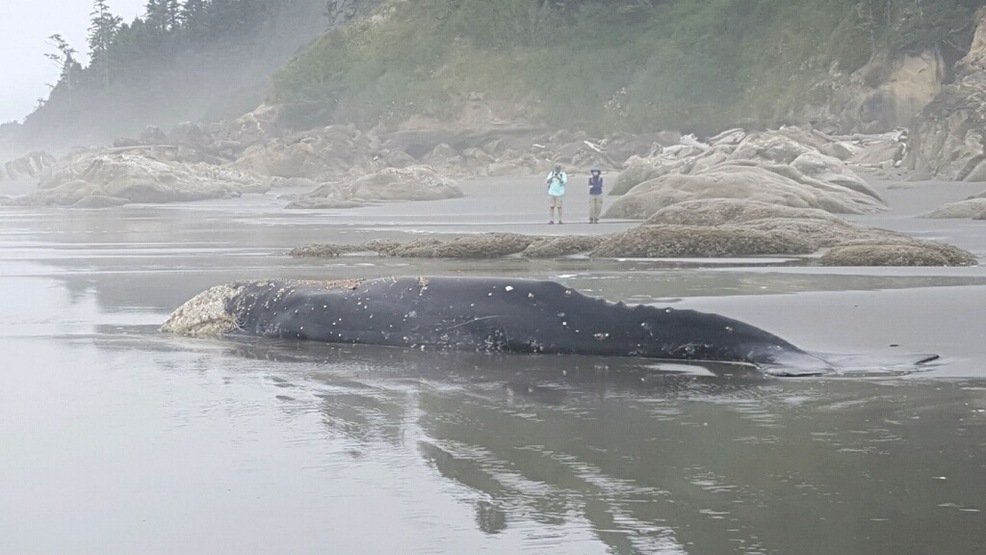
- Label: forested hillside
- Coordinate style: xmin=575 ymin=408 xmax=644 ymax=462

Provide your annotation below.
xmin=271 ymin=0 xmax=985 ymax=134
xmin=15 ymin=0 xmax=986 ymax=150
xmin=18 ymin=0 xmax=362 ymax=148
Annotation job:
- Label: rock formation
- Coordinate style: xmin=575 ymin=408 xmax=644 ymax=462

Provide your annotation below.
xmin=921 ymin=194 xmax=986 ymax=219
xmin=9 ymin=149 xmax=270 ymax=206
xmin=806 ymin=48 xmax=946 ymax=134
xmin=905 ymin=10 xmax=986 ymax=181
xmin=0 ymin=151 xmax=56 ymax=182
xmin=605 ymin=129 xmax=885 ymax=220
xmin=285 ymin=165 xmax=462 ymax=209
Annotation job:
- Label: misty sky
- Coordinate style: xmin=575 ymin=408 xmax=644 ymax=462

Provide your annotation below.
xmin=1 ymin=0 xmax=145 ymax=123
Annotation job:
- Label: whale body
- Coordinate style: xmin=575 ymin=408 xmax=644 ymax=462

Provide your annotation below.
xmin=161 ymin=276 xmax=837 ymax=374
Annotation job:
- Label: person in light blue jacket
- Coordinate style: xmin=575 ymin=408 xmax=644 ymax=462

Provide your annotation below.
xmin=546 ymin=164 xmax=567 ymax=224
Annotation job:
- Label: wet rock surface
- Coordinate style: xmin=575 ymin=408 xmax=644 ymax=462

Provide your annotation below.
xmin=287 ymin=208 xmax=970 ymax=266
xmin=6 ymin=149 xmax=270 ymax=206
xmin=820 ymin=239 xmax=978 ymax=267
xmin=590 ymin=224 xmax=816 ymax=258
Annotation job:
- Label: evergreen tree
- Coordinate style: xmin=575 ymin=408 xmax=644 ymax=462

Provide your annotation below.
xmin=88 ymin=0 xmax=123 ymax=85
xmin=180 ymin=0 xmax=210 ymax=41
xmin=206 ymin=0 xmax=239 ymax=39
xmin=44 ymin=34 xmax=81 ymax=91
xmin=145 ymin=0 xmax=180 ymax=32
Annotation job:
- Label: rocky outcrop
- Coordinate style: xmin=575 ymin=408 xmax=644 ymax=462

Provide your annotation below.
xmin=520 ymin=236 xmax=604 ymax=258
xmin=904 ymin=79 xmax=986 ymax=181
xmin=644 ymin=198 xmax=843 ymax=226
xmin=808 ymin=49 xmax=946 ymax=134
xmin=606 ymin=162 xmax=883 ymax=220
xmin=7 ymin=150 xmax=270 ymax=206
xmin=606 ymin=129 xmax=884 ymax=220
xmin=905 ymin=10 xmax=986 ymax=181
xmin=921 ymin=195 xmax=986 ymax=219
xmin=292 ymin=234 xmax=537 ymax=259
xmin=644 ymin=198 xmax=911 ymax=249
xmin=285 ymin=165 xmax=462 ymax=209
xmin=590 ymin=224 xmax=816 ymax=258
xmin=235 ymin=124 xmax=380 ymax=178
xmin=0 ymin=151 xmax=56 ymax=182
xmin=820 ymin=239 xmax=978 ymax=266
xmin=288 ymin=216 xmax=972 ymax=266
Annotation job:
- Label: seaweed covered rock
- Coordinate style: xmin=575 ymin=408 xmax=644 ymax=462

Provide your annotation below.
xmin=738 ymin=218 xmax=905 ymax=249
xmin=820 ymin=239 xmax=978 ymax=266
xmin=645 ymin=199 xmax=843 ymax=226
xmin=290 ymin=244 xmax=348 ymax=257
xmin=520 ymin=236 xmax=604 ymax=258
xmin=591 ymin=224 xmax=815 ymax=258
xmin=644 ymin=198 xmax=907 ymax=251
xmin=290 ymin=234 xmax=605 ymax=260
xmin=390 ymin=233 xmax=533 ymax=258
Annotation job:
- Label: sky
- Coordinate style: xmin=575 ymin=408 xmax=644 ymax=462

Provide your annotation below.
xmin=0 ymin=0 xmax=146 ymax=123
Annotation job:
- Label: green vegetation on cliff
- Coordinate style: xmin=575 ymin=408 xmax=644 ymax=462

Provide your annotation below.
xmin=271 ymin=0 xmax=984 ymax=133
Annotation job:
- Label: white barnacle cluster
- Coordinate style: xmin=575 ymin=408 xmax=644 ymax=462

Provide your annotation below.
xmin=160 ymin=283 xmax=243 ymax=337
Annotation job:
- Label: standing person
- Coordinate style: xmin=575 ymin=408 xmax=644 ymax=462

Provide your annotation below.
xmin=546 ymin=164 xmax=567 ymax=224
xmin=588 ymin=166 xmax=603 ymax=223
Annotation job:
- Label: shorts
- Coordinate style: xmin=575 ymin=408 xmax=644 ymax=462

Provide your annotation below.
xmin=549 ymin=195 xmax=563 ymax=208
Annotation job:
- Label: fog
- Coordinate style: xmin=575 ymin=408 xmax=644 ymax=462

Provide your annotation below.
xmin=0 ymin=1 xmax=145 ymax=124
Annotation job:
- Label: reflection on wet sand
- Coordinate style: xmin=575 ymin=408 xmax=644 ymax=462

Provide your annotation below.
xmin=5 ymin=182 xmax=986 ymax=553
xmin=209 ymin=340 xmax=985 ymax=554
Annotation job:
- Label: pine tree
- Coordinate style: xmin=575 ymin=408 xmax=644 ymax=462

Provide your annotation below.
xmin=180 ymin=0 xmax=210 ymax=41
xmin=145 ymin=0 xmax=180 ymax=32
xmin=44 ymin=34 xmax=81 ymax=91
xmin=88 ymin=0 xmax=123 ymax=85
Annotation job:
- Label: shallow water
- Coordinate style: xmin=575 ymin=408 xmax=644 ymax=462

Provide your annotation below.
xmin=2 ymin=187 xmax=985 ymax=554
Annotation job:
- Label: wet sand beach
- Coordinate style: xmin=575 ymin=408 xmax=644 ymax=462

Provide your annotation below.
xmin=1 ymin=175 xmax=984 ymax=553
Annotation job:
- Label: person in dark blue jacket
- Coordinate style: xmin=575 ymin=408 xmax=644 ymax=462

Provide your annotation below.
xmin=588 ymin=166 xmax=603 ymax=223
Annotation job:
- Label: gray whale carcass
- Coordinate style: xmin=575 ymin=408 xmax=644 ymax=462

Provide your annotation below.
xmin=161 ymin=276 xmax=845 ymax=374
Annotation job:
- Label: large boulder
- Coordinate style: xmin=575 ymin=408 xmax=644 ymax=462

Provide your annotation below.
xmin=820 ymin=239 xmax=978 ymax=267
xmin=921 ymin=196 xmax=986 ymax=219
xmin=235 ymin=124 xmax=379 ymax=178
xmin=738 ymin=218 xmax=905 ymax=250
xmin=606 ymin=129 xmax=882 ymax=220
xmin=10 ymin=150 xmax=270 ymax=206
xmin=285 ymin=165 xmax=462 ymax=209
xmin=645 ymin=198 xmax=843 ymax=226
xmin=605 ymin=162 xmax=884 ymax=220
xmin=1 ymin=151 xmax=56 ymax=182
xmin=590 ymin=224 xmax=816 ymax=258
xmin=520 ymin=236 xmax=604 ymax=258
xmin=612 ymin=156 xmax=670 ymax=195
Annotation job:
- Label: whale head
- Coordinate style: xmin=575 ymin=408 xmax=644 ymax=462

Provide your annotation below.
xmin=160 ymin=283 xmax=244 ymax=337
